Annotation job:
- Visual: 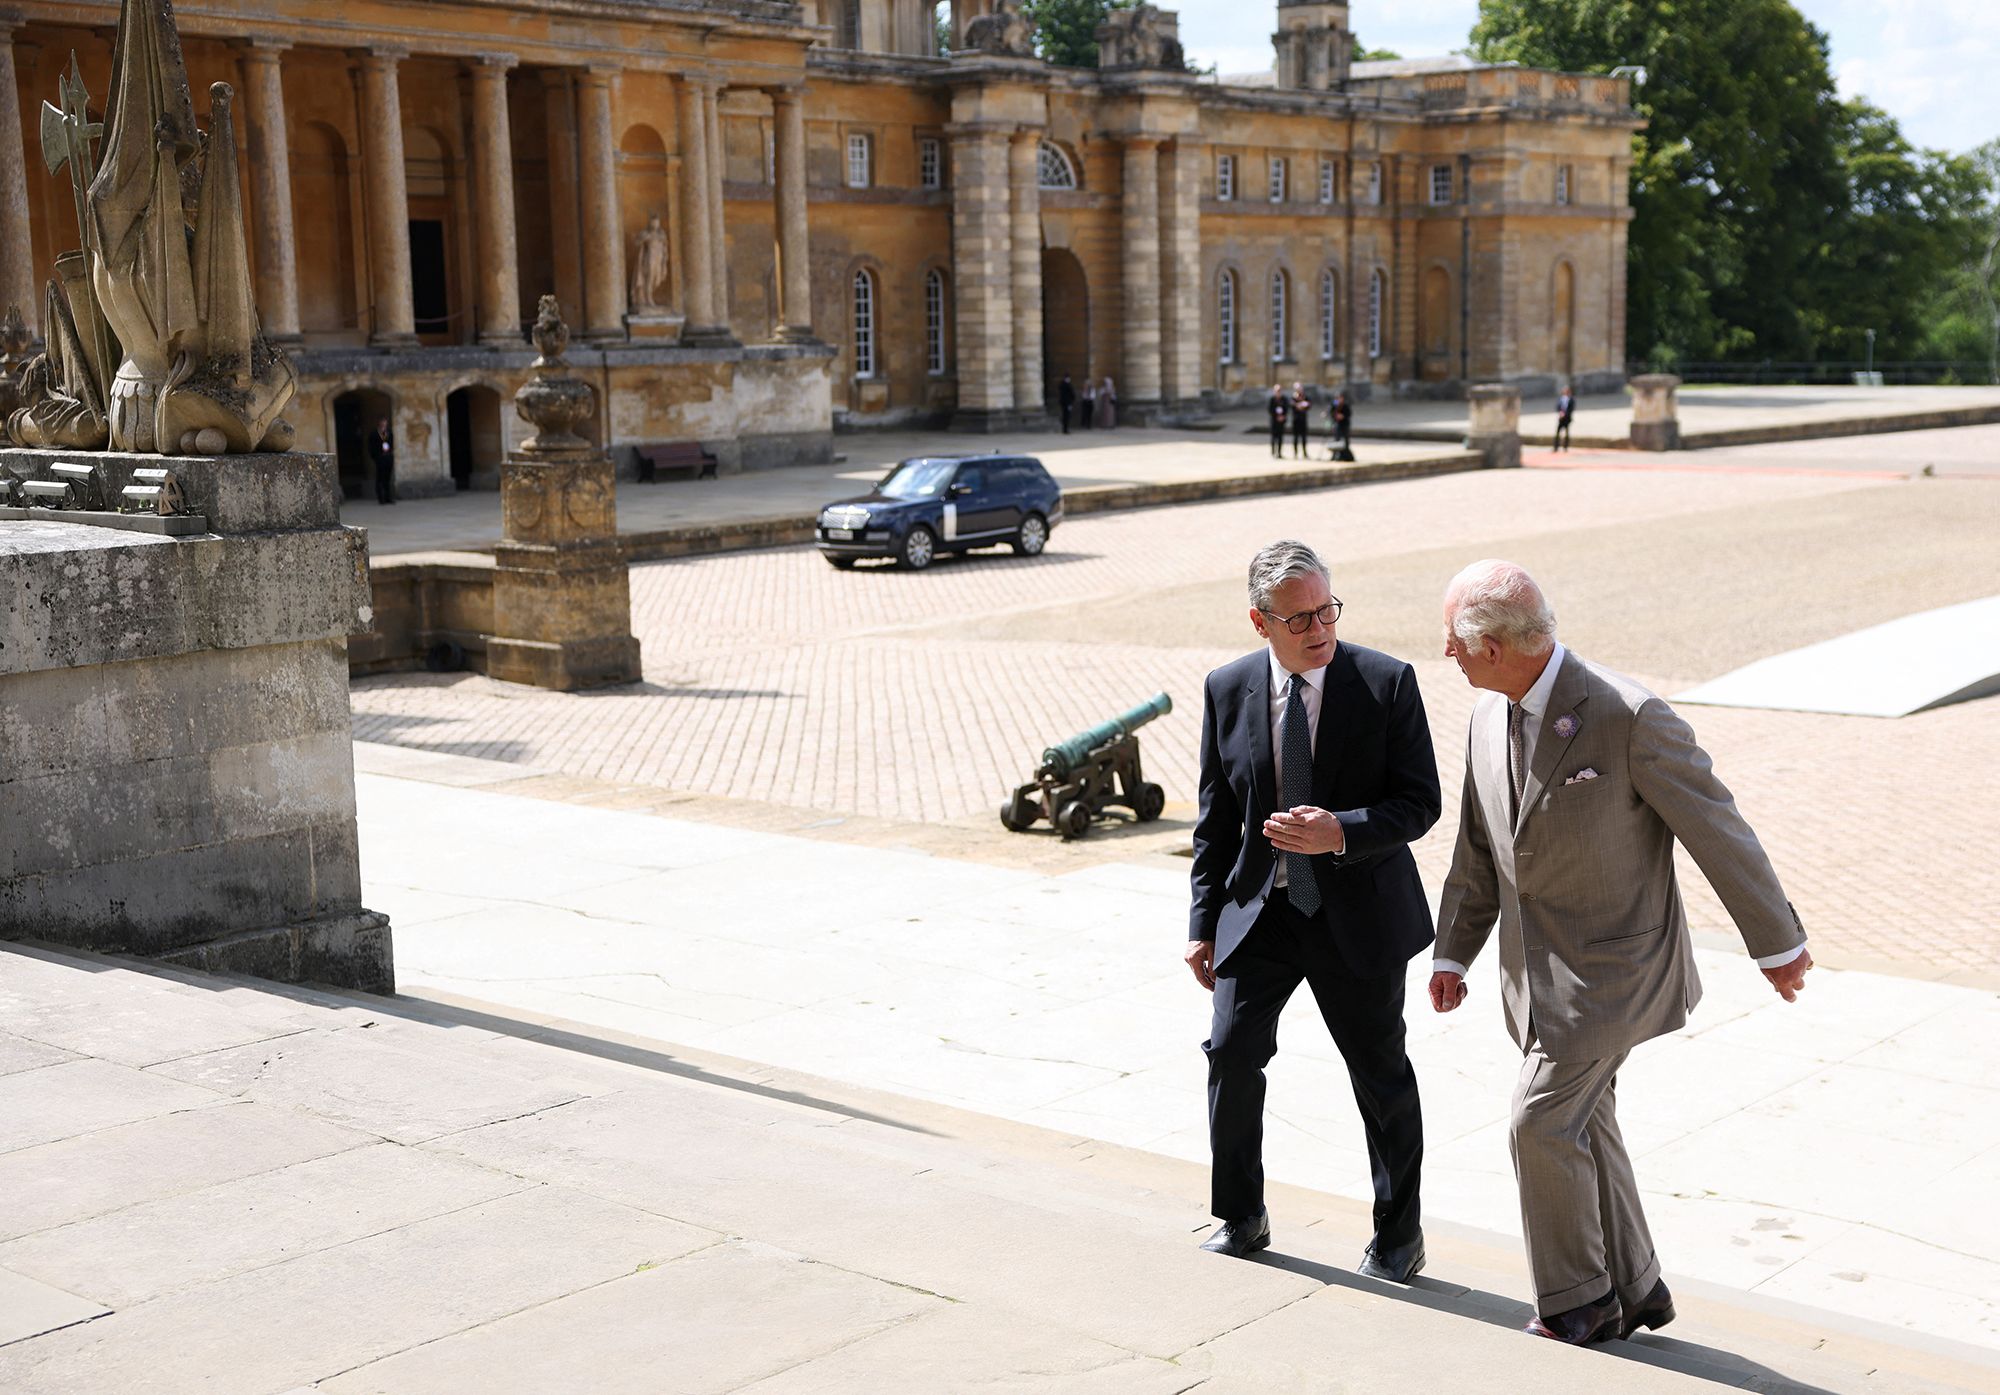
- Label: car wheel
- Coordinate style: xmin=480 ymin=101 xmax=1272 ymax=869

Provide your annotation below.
xmin=899 ymin=524 xmax=936 ymax=570
xmin=823 ymin=553 xmax=857 ymax=570
xmin=1012 ymin=512 xmax=1049 ymax=556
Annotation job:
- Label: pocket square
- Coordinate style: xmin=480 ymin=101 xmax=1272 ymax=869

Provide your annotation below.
xmin=1563 ymin=768 xmax=1599 ymax=785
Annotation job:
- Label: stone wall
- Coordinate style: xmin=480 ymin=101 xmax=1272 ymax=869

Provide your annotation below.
xmin=0 ymin=447 xmax=393 ymax=992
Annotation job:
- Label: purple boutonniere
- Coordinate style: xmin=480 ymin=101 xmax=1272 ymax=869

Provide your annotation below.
xmin=1553 ymin=713 xmax=1579 ymax=739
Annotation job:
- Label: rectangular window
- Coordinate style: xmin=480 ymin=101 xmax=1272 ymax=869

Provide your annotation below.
xmin=919 ymin=137 xmax=942 ymax=190
xmin=846 ymin=133 xmax=871 ymax=189
xmin=1319 ymin=158 xmax=1335 ymax=204
xmin=1429 ymin=164 xmax=1454 ymax=205
xmin=1268 ymin=156 xmax=1286 ymax=203
xmin=1555 ymin=163 xmax=1571 ymax=206
xmin=853 ymin=271 xmax=876 ymax=377
xmin=1367 ymin=161 xmax=1383 ymax=206
xmin=925 ymin=270 xmax=946 ymax=375
xmin=1217 ymin=154 xmax=1235 ymax=202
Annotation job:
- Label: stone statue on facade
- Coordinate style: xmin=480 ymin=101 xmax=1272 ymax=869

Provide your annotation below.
xmin=629 ymin=213 xmax=670 ymax=310
xmin=40 ymin=0 xmax=298 ymax=456
xmin=963 ymin=0 xmax=1037 ymax=58
xmin=1096 ymin=4 xmax=1186 ymax=71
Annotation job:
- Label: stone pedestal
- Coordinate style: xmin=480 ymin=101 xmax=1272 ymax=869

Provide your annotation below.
xmin=1629 ymin=373 xmax=1681 ymax=451
xmin=0 ymin=446 xmax=392 ymax=991
xmin=625 ymin=310 xmax=686 ymax=342
xmin=488 ymin=451 xmax=641 ymax=690
xmin=1465 ymin=383 xmax=1522 ymax=469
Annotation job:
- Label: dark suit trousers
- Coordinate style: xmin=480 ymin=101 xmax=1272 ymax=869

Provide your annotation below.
xmin=1203 ymin=897 xmax=1424 ymax=1243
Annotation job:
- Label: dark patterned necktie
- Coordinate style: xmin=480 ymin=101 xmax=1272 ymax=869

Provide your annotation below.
xmin=1508 ymin=701 xmax=1527 ymax=825
xmin=1283 ymin=674 xmax=1320 ymax=915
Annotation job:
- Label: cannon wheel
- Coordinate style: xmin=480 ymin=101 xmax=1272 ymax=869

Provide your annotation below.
xmin=1056 ymin=799 xmax=1092 ymax=840
xmin=1135 ymin=782 xmax=1166 ymax=822
xmin=1000 ymin=792 xmax=1039 ymax=832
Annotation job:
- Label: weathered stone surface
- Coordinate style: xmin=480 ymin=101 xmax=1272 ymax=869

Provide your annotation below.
xmin=0 ymin=1058 xmax=223 ymax=1155
xmin=0 ymin=1267 xmax=108 ymax=1348
xmin=0 ymin=447 xmax=339 ymax=532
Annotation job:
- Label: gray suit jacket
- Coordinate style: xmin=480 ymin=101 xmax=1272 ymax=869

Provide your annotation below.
xmin=1435 ymin=651 xmax=1805 ymax=1061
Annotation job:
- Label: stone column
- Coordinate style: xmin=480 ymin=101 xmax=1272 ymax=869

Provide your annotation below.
xmin=946 ymin=123 xmax=1013 ymax=429
xmin=1160 ymin=140 xmax=1204 ymax=409
xmin=353 ymin=47 xmax=417 ymax=346
xmin=701 ymin=81 xmax=732 ymax=337
xmin=575 ymin=65 xmax=626 ymax=342
xmin=1465 ymin=383 xmax=1521 ymax=469
xmin=469 ymin=54 xmax=521 ymax=345
xmin=1007 ymin=129 xmax=1044 ymax=417
xmin=236 ymin=39 xmax=300 ymax=343
xmin=1119 ymin=135 xmax=1163 ymax=416
xmin=541 ymin=70 xmax=585 ymax=321
xmin=0 ymin=21 xmax=34 ymax=335
xmin=676 ymin=78 xmax=718 ymax=336
xmin=771 ymin=86 xmax=814 ymax=342
xmin=1629 ymin=374 xmax=1681 ymax=451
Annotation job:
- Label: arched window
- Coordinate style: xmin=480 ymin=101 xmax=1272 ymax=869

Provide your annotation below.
xmin=1218 ymin=270 xmax=1238 ymax=365
xmin=852 ymin=268 xmax=877 ymax=377
xmin=1368 ymin=269 xmax=1386 ymax=359
xmin=924 ymin=268 xmax=947 ymax=376
xmin=1037 ymin=141 xmax=1078 ymax=190
xmin=1269 ymin=269 xmax=1289 ymax=363
xmin=1319 ymin=269 xmax=1338 ymax=360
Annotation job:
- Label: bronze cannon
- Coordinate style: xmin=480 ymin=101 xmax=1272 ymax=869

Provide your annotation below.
xmin=1002 ymin=692 xmax=1171 ymax=839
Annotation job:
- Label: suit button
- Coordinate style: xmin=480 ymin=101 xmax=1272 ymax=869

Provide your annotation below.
xmin=1520 ymin=893 xmax=1536 ymax=902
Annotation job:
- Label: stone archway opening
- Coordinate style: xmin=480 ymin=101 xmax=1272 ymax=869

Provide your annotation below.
xmin=446 ymin=385 xmax=506 ymax=491
xmin=332 ymin=388 xmax=395 ymax=500
xmin=1041 ymin=246 xmax=1089 ymax=408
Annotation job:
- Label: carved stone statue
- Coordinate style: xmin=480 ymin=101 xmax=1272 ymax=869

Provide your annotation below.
xmin=515 ymin=296 xmax=596 ymax=454
xmin=629 ymin=213 xmax=670 ymax=310
xmin=9 ymin=276 xmax=110 ymax=449
xmin=79 ymin=0 xmax=295 ymax=455
xmin=1096 ymin=4 xmax=1186 ymax=71
xmin=963 ymin=0 xmax=1037 ymax=58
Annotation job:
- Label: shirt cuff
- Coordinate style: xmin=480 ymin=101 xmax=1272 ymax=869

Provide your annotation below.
xmin=1755 ymin=942 xmax=1808 ymax=969
xmin=1432 ymin=959 xmax=1468 ymax=977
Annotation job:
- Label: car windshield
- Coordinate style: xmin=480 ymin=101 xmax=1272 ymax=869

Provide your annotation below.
xmin=876 ymin=458 xmax=960 ymax=500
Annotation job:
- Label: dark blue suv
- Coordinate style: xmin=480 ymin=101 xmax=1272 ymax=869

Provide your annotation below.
xmin=816 ymin=454 xmax=1063 ymax=570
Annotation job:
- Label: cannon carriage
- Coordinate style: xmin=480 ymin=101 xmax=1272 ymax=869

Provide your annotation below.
xmin=1001 ymin=693 xmax=1172 ymax=839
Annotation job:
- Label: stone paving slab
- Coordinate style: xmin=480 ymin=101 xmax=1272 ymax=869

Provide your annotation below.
xmin=0 ymin=1269 xmax=106 ymax=1348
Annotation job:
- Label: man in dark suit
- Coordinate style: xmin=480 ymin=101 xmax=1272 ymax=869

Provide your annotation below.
xmin=1058 ymin=373 xmax=1076 ymax=434
xmin=1330 ymin=390 xmax=1353 ymax=461
xmin=1187 ymin=539 xmax=1443 ymax=1282
xmin=1266 ymin=385 xmax=1289 ymax=459
xmin=1553 ymin=386 xmax=1576 ymax=452
xmin=368 ymin=417 xmax=396 ymax=505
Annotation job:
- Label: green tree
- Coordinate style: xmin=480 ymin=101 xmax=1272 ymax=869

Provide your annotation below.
xmin=1353 ymin=46 xmax=1403 ymax=62
xmin=1915 ymin=140 xmax=2000 ymax=381
xmin=1472 ymin=0 xmax=1850 ymax=364
xmin=1023 ymin=0 xmax=1132 ymax=68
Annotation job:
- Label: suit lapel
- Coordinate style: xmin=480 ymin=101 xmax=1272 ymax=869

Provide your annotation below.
xmin=1516 ymin=651 xmax=1590 ymax=834
xmin=1246 ymin=661 xmax=1275 ymax=820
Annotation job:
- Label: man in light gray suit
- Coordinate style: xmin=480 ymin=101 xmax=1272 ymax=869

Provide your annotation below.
xmin=1430 ymin=559 xmax=1813 ymax=1346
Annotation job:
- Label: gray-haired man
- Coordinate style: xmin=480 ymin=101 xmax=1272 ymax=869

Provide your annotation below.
xmin=1187 ymin=540 xmax=1442 ymax=1279
xmin=1433 ymin=558 xmax=1811 ymax=1345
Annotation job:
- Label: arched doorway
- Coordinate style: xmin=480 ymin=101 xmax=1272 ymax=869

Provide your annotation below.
xmin=332 ymin=389 xmax=394 ymax=500
xmin=1041 ymin=247 xmax=1088 ymax=407
xmin=446 ymin=386 xmax=505 ymax=491
xmin=1552 ymin=261 xmax=1576 ymax=381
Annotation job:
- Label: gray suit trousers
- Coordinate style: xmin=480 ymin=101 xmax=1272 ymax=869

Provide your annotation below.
xmin=1510 ymin=1041 xmax=1662 ymax=1317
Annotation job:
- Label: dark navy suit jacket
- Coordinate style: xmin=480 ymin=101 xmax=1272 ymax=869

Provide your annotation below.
xmin=1189 ymin=641 xmax=1443 ymax=977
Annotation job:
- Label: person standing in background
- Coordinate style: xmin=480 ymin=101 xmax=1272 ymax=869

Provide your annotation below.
xmin=1267 ymin=385 xmax=1289 ymax=459
xmin=1059 ymin=373 xmax=1077 ymax=434
xmin=1290 ymin=383 xmax=1311 ymax=459
xmin=369 ymin=418 xmax=396 ymax=505
xmin=1100 ymin=376 xmax=1118 ymax=429
xmin=1081 ymin=378 xmax=1097 ymax=430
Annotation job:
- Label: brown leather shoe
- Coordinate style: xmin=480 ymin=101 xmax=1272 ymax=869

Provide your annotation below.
xmin=1620 ymin=1279 xmax=1676 ymax=1339
xmin=1525 ymin=1290 xmax=1620 ymax=1345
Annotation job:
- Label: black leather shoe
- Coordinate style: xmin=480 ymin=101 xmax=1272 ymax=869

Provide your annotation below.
xmin=1199 ymin=1210 xmax=1271 ymax=1258
xmin=1525 ymin=1290 xmax=1621 ymax=1345
xmin=1357 ymin=1231 xmax=1426 ymax=1283
xmin=1620 ymin=1279 xmax=1676 ymax=1339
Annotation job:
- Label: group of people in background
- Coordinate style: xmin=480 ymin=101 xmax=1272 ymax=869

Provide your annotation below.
xmin=1056 ymin=374 xmax=1119 ymax=434
xmin=1267 ymin=383 xmax=1352 ymax=462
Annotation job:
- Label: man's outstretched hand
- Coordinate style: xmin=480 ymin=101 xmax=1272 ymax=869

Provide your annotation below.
xmin=1761 ymin=948 xmax=1813 ymax=1002
xmin=1428 ymin=971 xmax=1467 ymax=1013
xmin=1186 ymin=939 xmax=1216 ymax=991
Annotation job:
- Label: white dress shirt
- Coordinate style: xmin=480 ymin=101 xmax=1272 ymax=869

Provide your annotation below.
xmin=1434 ymin=641 xmax=1805 ymax=976
xmin=1269 ymin=650 xmax=1327 ymax=889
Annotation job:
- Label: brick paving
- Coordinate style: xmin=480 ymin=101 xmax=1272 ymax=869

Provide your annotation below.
xmin=351 ymin=455 xmax=2000 ymax=977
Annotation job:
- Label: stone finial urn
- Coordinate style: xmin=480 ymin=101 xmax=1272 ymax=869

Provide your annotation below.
xmin=514 ymin=295 xmax=596 ymax=454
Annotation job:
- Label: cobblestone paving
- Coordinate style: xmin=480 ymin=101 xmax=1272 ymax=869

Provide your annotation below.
xmin=352 ymin=461 xmax=2000 ymax=977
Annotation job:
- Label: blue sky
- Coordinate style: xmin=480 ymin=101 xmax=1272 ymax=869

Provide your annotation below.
xmin=1177 ymin=0 xmax=1998 ymax=154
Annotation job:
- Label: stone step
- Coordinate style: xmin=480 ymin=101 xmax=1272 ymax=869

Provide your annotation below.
xmin=1 ymin=943 xmax=1992 ymax=1394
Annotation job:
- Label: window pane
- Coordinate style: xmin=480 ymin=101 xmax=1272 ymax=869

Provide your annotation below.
xmin=1037 ymin=142 xmax=1076 ymax=190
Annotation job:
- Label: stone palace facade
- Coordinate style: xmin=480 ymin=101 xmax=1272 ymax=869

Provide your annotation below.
xmin=2 ymin=0 xmax=1638 ymax=493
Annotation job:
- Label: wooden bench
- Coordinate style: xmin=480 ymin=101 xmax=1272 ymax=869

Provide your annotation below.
xmin=635 ymin=441 xmax=718 ymax=482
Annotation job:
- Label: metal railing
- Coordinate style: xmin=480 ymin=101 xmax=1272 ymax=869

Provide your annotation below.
xmin=1643 ymin=359 xmax=1995 ymax=386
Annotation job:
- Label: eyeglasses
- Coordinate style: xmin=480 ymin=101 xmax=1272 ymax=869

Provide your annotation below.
xmin=1261 ymin=598 xmax=1343 ymax=634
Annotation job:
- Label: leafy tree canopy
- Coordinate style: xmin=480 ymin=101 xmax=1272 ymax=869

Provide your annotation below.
xmin=1023 ymin=0 xmax=1134 ymax=68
